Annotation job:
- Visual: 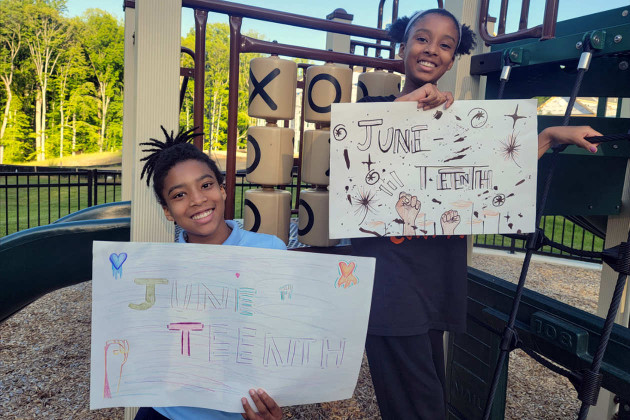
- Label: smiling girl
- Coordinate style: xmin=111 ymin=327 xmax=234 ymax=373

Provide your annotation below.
xmin=352 ymin=9 xmax=600 ymax=420
xmin=136 ymin=127 xmax=284 ymax=420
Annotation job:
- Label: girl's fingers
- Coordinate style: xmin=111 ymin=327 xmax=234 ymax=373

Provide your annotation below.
xmin=257 ymin=390 xmax=281 ymax=418
xmin=444 ymin=92 xmax=454 ymax=109
xmin=249 ymin=389 xmax=270 ymax=416
xmin=241 ymin=397 xmax=257 ymax=419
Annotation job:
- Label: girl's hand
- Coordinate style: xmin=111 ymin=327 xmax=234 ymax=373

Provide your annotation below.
xmin=538 ymin=126 xmax=601 ymax=159
xmin=241 ymin=389 xmax=282 ymax=420
xmin=395 ymin=83 xmax=454 ymax=110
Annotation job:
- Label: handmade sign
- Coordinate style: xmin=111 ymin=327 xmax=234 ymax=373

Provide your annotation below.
xmin=90 ymin=241 xmax=375 ymax=412
xmin=329 ymin=99 xmax=538 ymax=239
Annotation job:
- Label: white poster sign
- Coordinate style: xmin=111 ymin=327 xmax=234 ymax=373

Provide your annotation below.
xmin=90 ymin=241 xmax=375 ymax=412
xmin=329 ymin=99 xmax=538 ymax=239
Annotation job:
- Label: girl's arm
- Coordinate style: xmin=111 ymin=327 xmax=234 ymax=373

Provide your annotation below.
xmin=394 ymin=83 xmax=454 ymax=110
xmin=538 ymin=126 xmax=601 ymax=159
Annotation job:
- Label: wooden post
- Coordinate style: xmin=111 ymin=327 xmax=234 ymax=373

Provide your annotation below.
xmin=588 ymin=98 xmax=630 ymax=420
xmin=121 ymin=5 xmax=136 ymax=202
xmin=123 ymin=1 xmax=182 ymax=415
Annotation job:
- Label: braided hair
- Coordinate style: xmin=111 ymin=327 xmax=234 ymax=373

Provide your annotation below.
xmin=140 ymin=126 xmax=223 ymax=206
xmin=388 ymin=9 xmax=477 ymax=57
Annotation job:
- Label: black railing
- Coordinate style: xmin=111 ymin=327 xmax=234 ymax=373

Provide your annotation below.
xmin=0 ymin=168 xmax=122 ymax=237
xmin=474 ymin=215 xmax=605 ymax=263
xmin=1 ymin=168 xmax=605 ymax=262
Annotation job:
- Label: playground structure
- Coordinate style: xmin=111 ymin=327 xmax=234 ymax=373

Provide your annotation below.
xmin=1 ymin=0 xmax=630 ymax=419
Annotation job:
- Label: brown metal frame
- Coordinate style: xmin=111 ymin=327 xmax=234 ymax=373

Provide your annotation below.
xmin=479 ymin=0 xmax=558 ymax=44
xmin=126 ymin=0 xmax=408 ymax=219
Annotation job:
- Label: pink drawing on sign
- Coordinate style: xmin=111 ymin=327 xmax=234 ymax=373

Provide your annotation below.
xmin=235 ymin=273 xmax=240 ymax=278
xmin=103 ymin=339 xmax=129 ymax=398
xmin=168 ymin=322 xmax=204 ymax=356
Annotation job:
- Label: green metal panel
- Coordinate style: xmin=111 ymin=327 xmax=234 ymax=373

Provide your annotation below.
xmin=484 ymin=56 xmax=630 ymax=99
xmin=447 ymin=317 xmax=508 ymax=419
xmin=492 ymin=7 xmax=630 ymax=50
xmin=456 ymin=268 xmax=630 ymax=404
xmin=537 ymin=154 xmax=626 ymax=215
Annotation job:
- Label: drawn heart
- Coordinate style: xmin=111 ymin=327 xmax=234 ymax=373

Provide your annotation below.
xmin=109 ymin=253 xmax=128 ymax=269
xmin=235 ymin=273 xmax=240 ymax=278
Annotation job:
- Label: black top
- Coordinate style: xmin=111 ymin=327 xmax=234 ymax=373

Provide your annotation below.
xmin=352 ymin=94 xmax=468 ymax=336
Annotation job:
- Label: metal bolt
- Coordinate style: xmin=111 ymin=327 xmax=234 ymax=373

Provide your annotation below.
xmin=614 ymin=35 xmax=623 ymax=43
xmin=613 ymin=144 xmax=619 ymax=149
xmin=616 ymin=205 xmax=621 ymax=210
xmin=620 ymin=61 xmax=629 ymax=70
xmin=588 ymin=205 xmax=593 ymax=210
xmin=592 ymin=35 xmax=600 ymax=44
xmin=623 ymin=10 xmax=629 ymax=17
xmin=576 ymin=41 xmax=583 ymax=49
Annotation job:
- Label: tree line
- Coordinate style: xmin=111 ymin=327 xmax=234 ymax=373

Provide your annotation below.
xmin=0 ymin=0 xmax=283 ymax=164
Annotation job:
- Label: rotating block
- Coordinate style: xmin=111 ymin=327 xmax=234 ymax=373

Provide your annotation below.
xmin=301 ymin=129 xmax=330 ymax=186
xmin=246 ymin=126 xmax=294 ymax=186
xmin=298 ymin=189 xmax=339 ymax=247
xmin=248 ymin=56 xmax=297 ymax=120
xmin=304 ymin=63 xmax=352 ymax=123
xmin=243 ymin=188 xmax=291 ymax=245
xmin=356 ymin=70 xmax=401 ymax=101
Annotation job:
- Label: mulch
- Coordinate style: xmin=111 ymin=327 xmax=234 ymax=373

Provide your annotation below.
xmin=0 ymin=252 xmax=602 ymax=419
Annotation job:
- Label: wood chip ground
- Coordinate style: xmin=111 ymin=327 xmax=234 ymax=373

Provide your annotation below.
xmin=0 ymin=253 xmax=601 ymax=419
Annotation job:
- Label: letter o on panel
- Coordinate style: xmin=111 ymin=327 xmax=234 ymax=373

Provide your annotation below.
xmin=356 ymin=70 xmax=401 ymax=102
xmin=301 ymin=129 xmax=331 ymax=186
xmin=298 ymin=189 xmax=339 ymax=247
xmin=304 ymin=63 xmax=352 ymax=124
xmin=246 ymin=126 xmax=294 ymax=185
xmin=243 ymin=188 xmax=291 ymax=244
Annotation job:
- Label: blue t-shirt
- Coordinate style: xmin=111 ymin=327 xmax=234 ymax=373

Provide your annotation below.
xmin=155 ymin=220 xmax=286 ymax=420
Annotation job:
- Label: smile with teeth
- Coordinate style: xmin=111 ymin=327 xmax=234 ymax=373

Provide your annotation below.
xmin=418 ymin=60 xmax=436 ymax=68
xmin=192 ymin=209 xmax=213 ymax=220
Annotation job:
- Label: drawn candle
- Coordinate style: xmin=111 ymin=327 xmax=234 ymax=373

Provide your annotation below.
xmin=450 ymin=200 xmax=474 ymax=234
xmin=415 ymin=213 xmax=436 ymax=236
xmin=482 ymin=209 xmax=500 ymax=233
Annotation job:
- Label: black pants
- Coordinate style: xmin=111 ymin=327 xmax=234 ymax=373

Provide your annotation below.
xmin=365 ymin=330 xmax=447 ymax=420
xmin=134 ymin=407 xmax=170 ymax=420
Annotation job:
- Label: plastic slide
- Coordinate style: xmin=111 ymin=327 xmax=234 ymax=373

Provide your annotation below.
xmin=0 ymin=202 xmax=131 ymax=323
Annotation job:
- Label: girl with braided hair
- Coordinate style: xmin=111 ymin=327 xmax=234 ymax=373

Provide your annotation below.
xmin=134 ymin=126 xmax=284 ymax=420
xmin=352 ymin=9 xmax=601 ymax=420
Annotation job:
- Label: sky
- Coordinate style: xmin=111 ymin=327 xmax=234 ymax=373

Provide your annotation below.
xmin=65 ymin=0 xmax=629 ymax=50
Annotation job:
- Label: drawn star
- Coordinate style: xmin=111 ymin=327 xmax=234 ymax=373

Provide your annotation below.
xmin=504 ymin=105 xmax=526 ymax=129
xmin=362 ymin=154 xmax=375 ymax=172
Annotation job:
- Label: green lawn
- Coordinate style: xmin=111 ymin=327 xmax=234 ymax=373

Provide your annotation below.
xmin=0 ymin=173 xmax=122 ymax=237
xmin=474 ymin=215 xmax=605 ymax=258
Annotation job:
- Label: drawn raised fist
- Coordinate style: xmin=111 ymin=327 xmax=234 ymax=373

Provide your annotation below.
xmin=395 ymin=192 xmax=420 ymax=235
xmin=440 ymin=209 xmax=461 ymax=235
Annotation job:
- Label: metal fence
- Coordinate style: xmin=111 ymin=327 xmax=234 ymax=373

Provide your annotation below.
xmin=473 ymin=215 xmax=605 ymax=263
xmin=1 ymin=168 xmax=606 ymax=263
xmin=0 ymin=168 xmax=123 ymax=237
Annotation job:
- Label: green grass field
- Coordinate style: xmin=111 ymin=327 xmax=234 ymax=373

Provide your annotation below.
xmin=0 ymin=173 xmax=122 ymax=236
xmin=474 ymin=215 xmax=605 ymax=258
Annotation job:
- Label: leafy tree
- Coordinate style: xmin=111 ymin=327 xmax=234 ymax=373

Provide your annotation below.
xmin=79 ymin=9 xmax=123 ymax=153
xmin=0 ymin=0 xmax=24 ymax=163
xmin=24 ymin=0 xmax=69 ymax=160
